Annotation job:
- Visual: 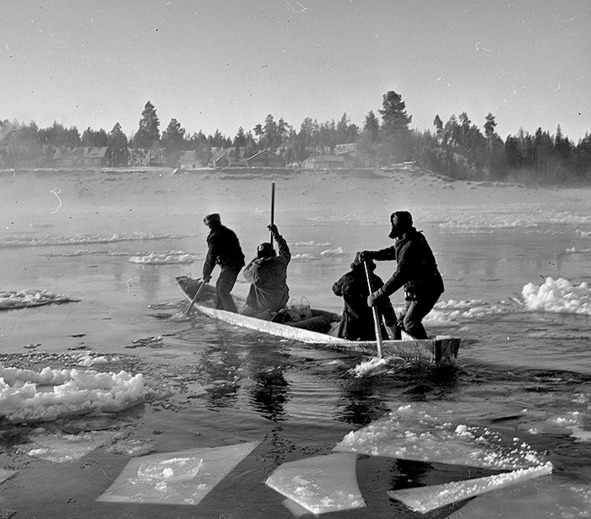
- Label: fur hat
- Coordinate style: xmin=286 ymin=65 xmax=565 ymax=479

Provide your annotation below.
xmin=257 ymin=242 xmax=276 ymax=258
xmin=390 ymin=211 xmax=413 ymax=231
xmin=203 ymin=213 xmax=221 ymax=226
xmin=351 ymin=252 xmax=374 ymax=270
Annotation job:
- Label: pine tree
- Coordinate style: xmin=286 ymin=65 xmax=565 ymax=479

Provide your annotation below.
xmin=378 ymin=91 xmax=413 ymax=161
xmin=107 ymin=123 xmax=129 ymax=166
xmin=133 ymin=101 xmax=160 ymax=149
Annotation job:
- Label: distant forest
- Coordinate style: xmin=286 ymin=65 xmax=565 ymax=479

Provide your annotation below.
xmin=1 ymin=91 xmax=590 ymax=185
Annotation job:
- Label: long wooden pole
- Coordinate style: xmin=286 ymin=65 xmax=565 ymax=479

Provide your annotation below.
xmin=185 ymin=280 xmax=206 ymax=316
xmin=270 ymin=182 xmax=276 ymax=244
xmin=364 ymin=260 xmax=383 ymax=358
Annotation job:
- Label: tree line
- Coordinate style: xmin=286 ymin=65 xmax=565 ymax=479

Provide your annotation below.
xmin=1 ymin=93 xmax=590 ymax=184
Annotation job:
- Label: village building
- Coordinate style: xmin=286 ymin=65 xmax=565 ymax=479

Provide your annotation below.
xmin=212 ymin=155 xmax=230 ymax=168
xmin=302 ymin=155 xmax=351 ymax=170
xmin=245 ymin=150 xmax=286 ymax=168
xmin=178 ymin=150 xmax=202 ymax=169
xmin=52 ymin=147 xmax=109 ymax=167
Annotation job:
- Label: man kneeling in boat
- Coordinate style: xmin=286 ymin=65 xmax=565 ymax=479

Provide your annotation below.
xmin=241 ymin=224 xmax=291 ymax=319
xmin=333 ymin=253 xmax=398 ymax=340
xmin=360 ymin=211 xmax=444 ymax=340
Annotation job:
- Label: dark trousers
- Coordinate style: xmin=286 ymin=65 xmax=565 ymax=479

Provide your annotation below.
xmin=215 ymin=266 xmax=241 ymax=312
xmin=399 ymin=291 xmax=441 ymax=339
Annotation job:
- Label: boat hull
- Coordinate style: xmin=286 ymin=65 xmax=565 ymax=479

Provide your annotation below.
xmin=176 ymin=276 xmax=460 ymax=365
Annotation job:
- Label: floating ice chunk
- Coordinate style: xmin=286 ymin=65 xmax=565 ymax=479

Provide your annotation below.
xmin=97 ymin=442 xmax=259 ymax=505
xmin=266 ymin=452 xmax=365 ymax=515
xmin=18 ymin=430 xmax=115 ymax=462
xmin=0 ymin=367 xmax=144 ymax=423
xmin=0 ymin=289 xmax=77 ymax=310
xmin=129 ymin=251 xmax=199 ymax=264
xmin=0 ymin=469 xmax=17 ymax=484
xmin=447 ymin=475 xmax=590 ymax=518
xmin=388 ymin=463 xmax=552 ymax=513
xmin=522 ymin=277 xmax=591 ymax=316
xmin=320 ymin=247 xmax=346 ymax=256
xmin=106 ymin=437 xmax=156 ymax=457
xmin=333 ymin=405 xmax=545 ymax=470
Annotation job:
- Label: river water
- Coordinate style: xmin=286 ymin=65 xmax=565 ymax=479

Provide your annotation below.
xmin=1 ymin=170 xmax=590 ymax=518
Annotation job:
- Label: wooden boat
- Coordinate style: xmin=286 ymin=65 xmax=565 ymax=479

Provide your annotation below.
xmin=176 ymin=276 xmax=460 ymax=365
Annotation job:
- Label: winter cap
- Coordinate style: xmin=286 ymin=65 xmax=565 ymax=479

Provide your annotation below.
xmin=390 ymin=211 xmax=413 ymax=231
xmin=351 ymin=252 xmax=374 ymax=270
xmin=203 ymin=213 xmax=221 ymax=225
xmin=257 ymin=242 xmax=276 ymax=258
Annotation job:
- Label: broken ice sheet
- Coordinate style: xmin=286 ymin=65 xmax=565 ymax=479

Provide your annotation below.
xmin=447 ymin=478 xmax=591 ymax=519
xmin=334 ymin=404 xmax=545 ymax=470
xmin=265 ymin=452 xmax=366 ymax=515
xmin=0 ymin=469 xmax=17 ymax=484
xmin=388 ymin=463 xmax=552 ymax=513
xmin=96 ymin=442 xmax=259 ymax=506
xmin=105 ymin=437 xmax=156 ymax=457
xmin=17 ymin=430 xmax=116 ymax=463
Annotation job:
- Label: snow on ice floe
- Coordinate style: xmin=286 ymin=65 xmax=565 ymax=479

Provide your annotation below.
xmin=388 ymin=463 xmax=552 ymax=513
xmin=333 ymin=404 xmax=548 ymax=471
xmin=425 ymin=299 xmax=516 ymax=324
xmin=0 ymin=289 xmax=78 ymax=310
xmin=17 ymin=430 xmax=116 ymax=463
xmin=522 ymin=277 xmax=591 ymax=316
xmin=0 ymin=366 xmax=144 ymax=423
xmin=266 ymin=452 xmax=366 ymax=515
xmin=0 ymin=231 xmax=183 ymax=248
xmin=320 ymin=247 xmax=346 ymax=256
xmin=97 ymin=442 xmax=259 ymax=506
xmin=129 ymin=251 xmax=200 ymax=265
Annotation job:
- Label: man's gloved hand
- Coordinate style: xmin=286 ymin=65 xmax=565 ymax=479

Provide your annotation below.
xmin=359 ymin=250 xmax=374 ymax=262
xmin=202 ymin=276 xmax=211 ymax=284
xmin=367 ymin=288 xmax=385 ymax=307
xmin=267 ymin=224 xmax=279 ymax=236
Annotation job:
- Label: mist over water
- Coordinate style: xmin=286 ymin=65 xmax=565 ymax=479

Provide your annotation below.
xmin=1 ymin=168 xmax=591 ymax=517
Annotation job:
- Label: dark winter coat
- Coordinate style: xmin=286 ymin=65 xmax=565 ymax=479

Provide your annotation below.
xmin=243 ymin=234 xmax=291 ymax=313
xmin=203 ymin=224 xmax=245 ymax=280
xmin=373 ymin=227 xmax=444 ymax=300
xmin=332 ymin=265 xmax=396 ymax=341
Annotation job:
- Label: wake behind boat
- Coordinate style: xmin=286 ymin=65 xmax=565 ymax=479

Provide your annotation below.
xmin=176 ymin=276 xmax=460 ymax=365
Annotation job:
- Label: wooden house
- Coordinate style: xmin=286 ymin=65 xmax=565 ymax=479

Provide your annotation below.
xmin=245 ymin=150 xmax=286 ymax=168
xmin=53 ymin=147 xmax=109 ymax=167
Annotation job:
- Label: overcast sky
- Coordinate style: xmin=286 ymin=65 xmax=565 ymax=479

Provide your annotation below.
xmin=1 ymin=0 xmax=589 ymax=141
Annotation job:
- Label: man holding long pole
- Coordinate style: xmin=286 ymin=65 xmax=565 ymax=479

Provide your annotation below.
xmin=202 ymin=213 xmax=245 ymax=313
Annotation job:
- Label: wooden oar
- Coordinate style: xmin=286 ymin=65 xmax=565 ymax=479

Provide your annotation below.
xmin=270 ymin=182 xmax=276 ymax=245
xmin=185 ymin=280 xmax=207 ymax=316
xmin=364 ymin=260 xmax=383 ymax=359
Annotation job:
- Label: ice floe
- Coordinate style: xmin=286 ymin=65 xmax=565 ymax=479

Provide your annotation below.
xmin=388 ymin=463 xmax=552 ymax=513
xmin=0 ymin=469 xmax=17 ymax=485
xmin=333 ymin=405 xmax=547 ymax=470
xmin=0 ymin=232 xmax=183 ymax=248
xmin=266 ymin=452 xmax=365 ymax=515
xmin=17 ymin=430 xmax=116 ymax=463
xmin=97 ymin=442 xmax=259 ymax=505
xmin=129 ymin=250 xmax=200 ymax=264
xmin=0 ymin=366 xmax=144 ymax=422
xmin=522 ymin=277 xmax=591 ymax=316
xmin=447 ymin=479 xmax=591 ymax=518
xmin=0 ymin=289 xmax=78 ymax=310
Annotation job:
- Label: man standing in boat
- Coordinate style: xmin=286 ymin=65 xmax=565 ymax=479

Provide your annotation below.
xmin=241 ymin=224 xmax=291 ymax=319
xmin=332 ymin=253 xmax=398 ymax=341
xmin=360 ymin=211 xmax=444 ymax=339
xmin=202 ymin=213 xmax=245 ymax=313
